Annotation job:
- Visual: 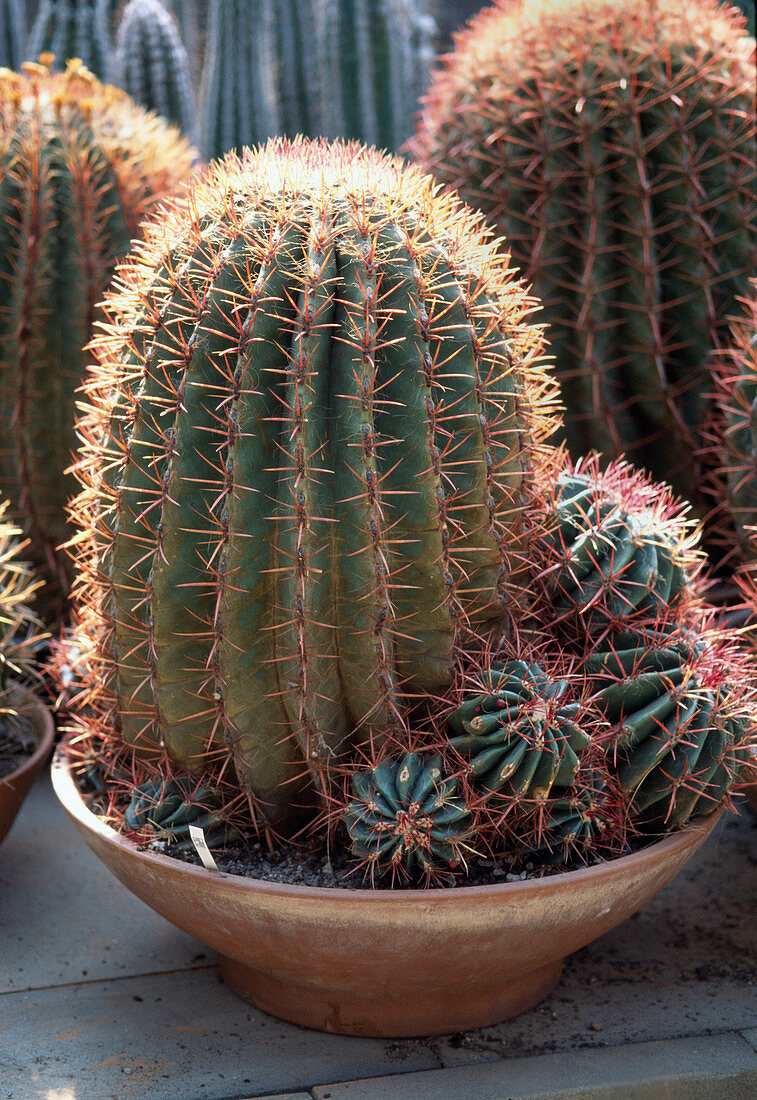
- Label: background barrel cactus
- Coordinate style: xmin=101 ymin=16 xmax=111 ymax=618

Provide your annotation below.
xmin=28 ymin=0 xmax=110 ymax=76
xmin=0 ymin=56 xmax=196 ymax=621
xmin=412 ymin=0 xmax=757 ymax=522
xmin=67 ymin=137 xmax=558 ymax=839
xmin=0 ymin=0 xmax=24 ymax=70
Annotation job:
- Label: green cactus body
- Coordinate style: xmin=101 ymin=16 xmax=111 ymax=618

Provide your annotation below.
xmin=200 ymin=0 xmax=435 ymax=161
xmin=124 ymin=777 xmax=236 ymax=850
xmin=0 ymin=0 xmax=24 ymax=69
xmin=414 ymin=0 xmax=757 ymax=507
xmin=585 ymin=633 xmax=752 ymax=826
xmin=541 ymin=468 xmax=691 ymax=634
xmin=715 ymin=282 xmax=757 ymax=556
xmin=342 ymin=752 xmax=472 ymax=880
xmin=523 ymin=768 xmax=611 ymax=867
xmin=0 ymin=59 xmax=196 ymax=621
xmin=71 ymin=139 xmax=557 ymax=832
xmin=448 ymin=660 xmax=590 ymax=798
xmin=111 ymin=0 xmax=194 ymax=136
xmin=28 ymin=0 xmax=110 ymax=76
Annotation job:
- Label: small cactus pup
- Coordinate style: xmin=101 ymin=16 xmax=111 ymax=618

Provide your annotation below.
xmin=584 ymin=625 xmax=755 ymax=828
xmin=342 ymin=752 xmax=473 ymax=884
xmin=0 ymin=57 xmax=196 ymax=622
xmin=413 ymin=0 xmax=757 ymax=508
xmin=123 ymin=776 xmax=237 ymax=851
xmin=110 ymin=0 xmax=195 ymax=137
xmin=68 ymin=137 xmax=558 ymax=842
xmin=534 ymin=457 xmax=703 ymax=638
xmin=447 ymin=659 xmax=590 ymax=798
xmin=28 ymin=0 xmax=110 ymax=76
xmin=0 ymin=498 xmax=48 ymax=783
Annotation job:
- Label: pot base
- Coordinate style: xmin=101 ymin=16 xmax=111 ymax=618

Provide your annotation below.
xmin=218 ymin=954 xmax=563 ymax=1037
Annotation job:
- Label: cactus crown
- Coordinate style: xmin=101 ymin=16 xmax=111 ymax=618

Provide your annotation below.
xmin=69 ymin=137 xmax=558 ymax=836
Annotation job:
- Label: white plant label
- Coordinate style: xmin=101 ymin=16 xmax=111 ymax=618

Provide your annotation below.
xmin=189 ymin=825 xmax=219 ymax=871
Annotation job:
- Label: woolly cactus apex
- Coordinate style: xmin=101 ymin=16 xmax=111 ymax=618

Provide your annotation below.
xmin=111 ymin=0 xmax=194 ymax=137
xmin=0 ymin=57 xmax=196 ymax=623
xmin=584 ymin=626 xmax=755 ymax=827
xmin=0 ymin=499 xmax=44 ymax=689
xmin=342 ymin=753 xmax=473 ymax=883
xmin=712 ymin=280 xmax=757 ymax=559
xmin=69 ymin=137 xmax=558 ymax=835
xmin=448 ymin=659 xmax=590 ymax=798
xmin=0 ymin=0 xmax=24 ymax=70
xmin=28 ymin=0 xmax=110 ymax=76
xmin=535 ymin=457 xmax=703 ymax=638
xmin=413 ymin=0 xmax=757 ymax=508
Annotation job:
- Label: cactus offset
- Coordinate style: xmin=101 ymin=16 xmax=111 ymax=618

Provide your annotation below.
xmin=343 ymin=752 xmax=473 ymax=883
xmin=124 ymin=776 xmax=236 ymax=850
xmin=535 ymin=459 xmax=702 ymax=637
xmin=68 ymin=138 xmax=557 ymax=836
xmin=0 ymin=57 xmax=196 ymax=621
xmin=448 ymin=660 xmax=590 ymax=797
xmin=200 ymin=0 xmax=436 ymax=161
xmin=110 ymin=0 xmax=194 ymax=136
xmin=28 ymin=0 xmax=110 ymax=76
xmin=584 ymin=627 xmax=754 ymax=827
xmin=413 ymin=0 xmax=757 ymax=508
xmin=0 ymin=0 xmax=24 ymax=70
xmin=519 ymin=763 xmax=624 ymax=868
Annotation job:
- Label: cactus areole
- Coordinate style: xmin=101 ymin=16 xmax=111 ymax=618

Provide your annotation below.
xmin=71 ymin=139 xmax=556 ymax=834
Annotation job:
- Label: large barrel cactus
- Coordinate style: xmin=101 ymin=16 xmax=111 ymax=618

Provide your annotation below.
xmin=0 ymin=57 xmax=196 ymax=620
xmin=413 ymin=0 xmax=757 ymax=509
xmin=69 ymin=138 xmax=557 ymax=834
xmin=201 ymin=0 xmax=436 ymax=161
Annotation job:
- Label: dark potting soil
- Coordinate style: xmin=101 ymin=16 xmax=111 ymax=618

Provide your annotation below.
xmin=0 ymin=712 xmax=38 ymax=779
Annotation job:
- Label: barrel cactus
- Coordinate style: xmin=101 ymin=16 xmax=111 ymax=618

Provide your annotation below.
xmin=110 ymin=0 xmax=194 ymax=136
xmin=519 ymin=765 xmax=620 ymax=868
xmin=0 ymin=57 xmax=196 ymax=621
xmin=447 ymin=659 xmax=590 ymax=798
xmin=28 ymin=0 xmax=110 ymax=76
xmin=534 ymin=458 xmax=702 ymax=638
xmin=67 ymin=137 xmax=557 ymax=837
xmin=342 ymin=752 xmax=473 ymax=882
xmin=584 ymin=628 xmax=753 ymax=827
xmin=201 ymin=0 xmax=436 ymax=161
xmin=0 ymin=499 xmax=43 ymax=690
xmin=413 ymin=0 xmax=757 ymax=510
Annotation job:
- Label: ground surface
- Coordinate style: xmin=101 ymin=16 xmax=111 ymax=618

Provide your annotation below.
xmin=1 ymin=775 xmax=756 ymax=1099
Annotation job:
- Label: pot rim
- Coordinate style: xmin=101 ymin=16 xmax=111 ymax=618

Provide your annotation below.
xmin=1 ymin=683 xmax=56 ymax=788
xmin=52 ymin=748 xmax=723 ymax=904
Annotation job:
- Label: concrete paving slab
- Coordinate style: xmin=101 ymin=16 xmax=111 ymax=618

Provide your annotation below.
xmin=0 ymin=775 xmax=208 ymax=993
xmin=0 ymin=969 xmax=439 ymax=1100
xmin=741 ymin=1028 xmax=757 ymax=1054
xmin=311 ymin=1032 xmax=757 ymax=1099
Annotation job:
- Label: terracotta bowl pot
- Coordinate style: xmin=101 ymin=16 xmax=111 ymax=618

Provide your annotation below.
xmin=52 ymin=753 xmax=722 ymax=1037
xmin=0 ymin=685 xmax=56 ymax=845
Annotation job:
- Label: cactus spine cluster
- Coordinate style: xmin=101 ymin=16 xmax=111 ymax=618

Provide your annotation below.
xmin=0 ymin=57 xmax=196 ymax=621
xmin=0 ymin=0 xmax=24 ymax=70
xmin=111 ymin=0 xmax=194 ymax=136
xmin=201 ymin=0 xmax=436 ymax=161
xmin=68 ymin=138 xmax=557 ymax=837
xmin=0 ymin=499 xmax=43 ymax=690
xmin=413 ymin=0 xmax=757 ymax=510
xmin=28 ymin=0 xmax=110 ymax=76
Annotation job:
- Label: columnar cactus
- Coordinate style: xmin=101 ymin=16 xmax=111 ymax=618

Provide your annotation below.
xmin=0 ymin=58 xmax=196 ymax=620
xmin=413 ymin=0 xmax=757 ymax=508
xmin=111 ymin=0 xmax=194 ymax=136
xmin=201 ymin=0 xmax=436 ymax=161
xmin=28 ymin=0 xmax=110 ymax=76
xmin=69 ymin=138 xmax=558 ymax=834
xmin=0 ymin=0 xmax=24 ymax=69
xmin=585 ymin=630 xmax=753 ymax=826
xmin=535 ymin=459 xmax=702 ymax=637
